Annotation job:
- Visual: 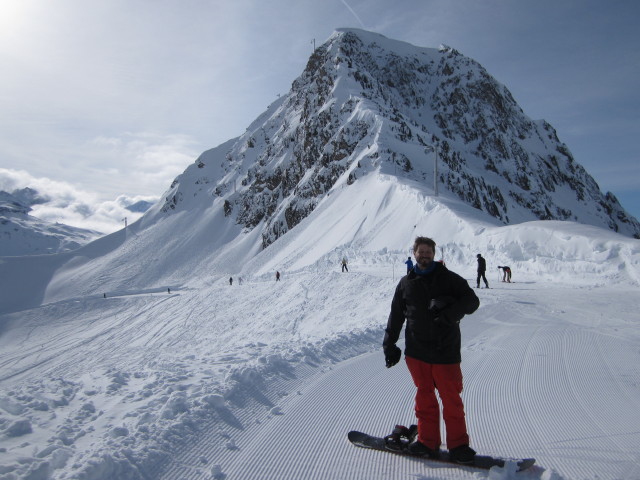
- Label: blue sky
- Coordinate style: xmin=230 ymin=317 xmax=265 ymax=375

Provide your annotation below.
xmin=0 ymin=0 xmax=638 ymax=233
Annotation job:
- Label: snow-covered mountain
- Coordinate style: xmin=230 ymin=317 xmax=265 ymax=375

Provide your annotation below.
xmin=0 ymin=189 xmax=102 ymax=256
xmin=1 ymin=30 xmax=640 ymax=479
xmin=2 ymin=28 xmax=639 ymax=313
xmin=158 ymin=28 xmax=639 ymax=247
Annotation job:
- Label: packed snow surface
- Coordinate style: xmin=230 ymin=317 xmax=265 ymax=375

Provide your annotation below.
xmin=2 ymin=266 xmax=640 ymax=480
xmin=1 ymin=171 xmax=640 ymax=479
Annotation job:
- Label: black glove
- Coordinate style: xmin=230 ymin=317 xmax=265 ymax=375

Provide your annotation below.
xmin=384 ymin=344 xmax=402 ymax=368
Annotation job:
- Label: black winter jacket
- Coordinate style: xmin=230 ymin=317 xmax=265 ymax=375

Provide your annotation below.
xmin=383 ymin=262 xmax=479 ymax=364
xmin=477 ymin=257 xmax=486 ymax=273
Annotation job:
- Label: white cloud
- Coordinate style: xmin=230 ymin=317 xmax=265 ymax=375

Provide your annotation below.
xmin=86 ymin=132 xmax=200 ymax=196
xmin=0 ymin=168 xmax=158 ymax=234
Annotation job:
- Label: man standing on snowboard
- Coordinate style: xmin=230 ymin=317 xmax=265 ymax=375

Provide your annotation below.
xmin=383 ymin=236 xmax=479 ymax=464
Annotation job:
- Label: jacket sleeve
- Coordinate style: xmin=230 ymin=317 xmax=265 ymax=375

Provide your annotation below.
xmin=441 ymin=272 xmax=479 ymax=323
xmin=383 ymin=281 xmax=405 ymax=351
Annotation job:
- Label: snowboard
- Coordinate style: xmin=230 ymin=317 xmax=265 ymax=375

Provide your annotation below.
xmin=348 ymin=430 xmax=535 ymax=472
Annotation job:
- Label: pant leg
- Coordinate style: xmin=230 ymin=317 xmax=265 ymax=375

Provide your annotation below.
xmin=432 ymin=363 xmax=469 ymax=449
xmin=405 ymin=356 xmax=441 ymax=450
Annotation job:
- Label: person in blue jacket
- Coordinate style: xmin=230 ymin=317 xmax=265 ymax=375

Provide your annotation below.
xmin=405 ymin=256 xmax=414 ymax=273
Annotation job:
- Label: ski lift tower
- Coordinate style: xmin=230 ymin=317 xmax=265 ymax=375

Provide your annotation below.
xmin=424 ymin=143 xmax=439 ymax=196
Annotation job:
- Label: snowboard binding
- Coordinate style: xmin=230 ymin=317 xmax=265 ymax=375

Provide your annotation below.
xmin=383 ymin=424 xmax=418 ymax=451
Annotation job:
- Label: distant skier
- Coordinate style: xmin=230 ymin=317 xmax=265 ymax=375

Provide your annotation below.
xmin=405 ymin=256 xmax=414 ymax=273
xmin=276 ymin=271 xmax=281 ymax=281
xmin=229 ymin=277 xmax=233 ymax=286
xmin=341 ymin=257 xmax=349 ymax=272
xmin=476 ymin=254 xmax=489 ymax=289
xmin=383 ymin=236 xmax=480 ymax=463
xmin=498 ymin=266 xmax=512 ymax=283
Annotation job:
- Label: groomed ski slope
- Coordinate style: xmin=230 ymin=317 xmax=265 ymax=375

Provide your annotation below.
xmin=156 ymin=275 xmax=640 ymax=480
xmin=2 ymin=258 xmax=639 ymax=480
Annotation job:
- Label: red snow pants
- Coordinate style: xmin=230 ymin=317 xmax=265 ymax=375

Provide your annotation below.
xmin=405 ymin=356 xmax=469 ymax=450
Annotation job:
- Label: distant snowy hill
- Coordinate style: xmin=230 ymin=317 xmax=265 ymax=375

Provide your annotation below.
xmin=0 ymin=189 xmax=102 ymax=256
xmin=124 ymin=199 xmax=155 ymax=213
xmin=0 ymin=188 xmax=156 ymax=257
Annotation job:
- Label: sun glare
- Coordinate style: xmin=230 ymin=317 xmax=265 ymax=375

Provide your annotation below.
xmin=0 ymin=0 xmax=36 ymax=45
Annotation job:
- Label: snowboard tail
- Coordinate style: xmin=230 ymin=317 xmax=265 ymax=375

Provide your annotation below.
xmin=348 ymin=430 xmax=535 ymax=472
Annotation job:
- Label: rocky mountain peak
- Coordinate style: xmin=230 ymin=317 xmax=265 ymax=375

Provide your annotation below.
xmin=157 ymin=28 xmax=640 ymax=242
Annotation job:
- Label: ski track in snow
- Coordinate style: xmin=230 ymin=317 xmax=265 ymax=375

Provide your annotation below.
xmin=187 ymin=282 xmax=640 ymax=480
xmin=463 ymin=286 xmax=640 ymax=480
xmin=1 ymin=263 xmax=640 ymax=480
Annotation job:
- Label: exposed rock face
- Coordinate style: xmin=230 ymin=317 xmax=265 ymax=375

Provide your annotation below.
xmin=159 ymin=29 xmax=640 ymax=243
